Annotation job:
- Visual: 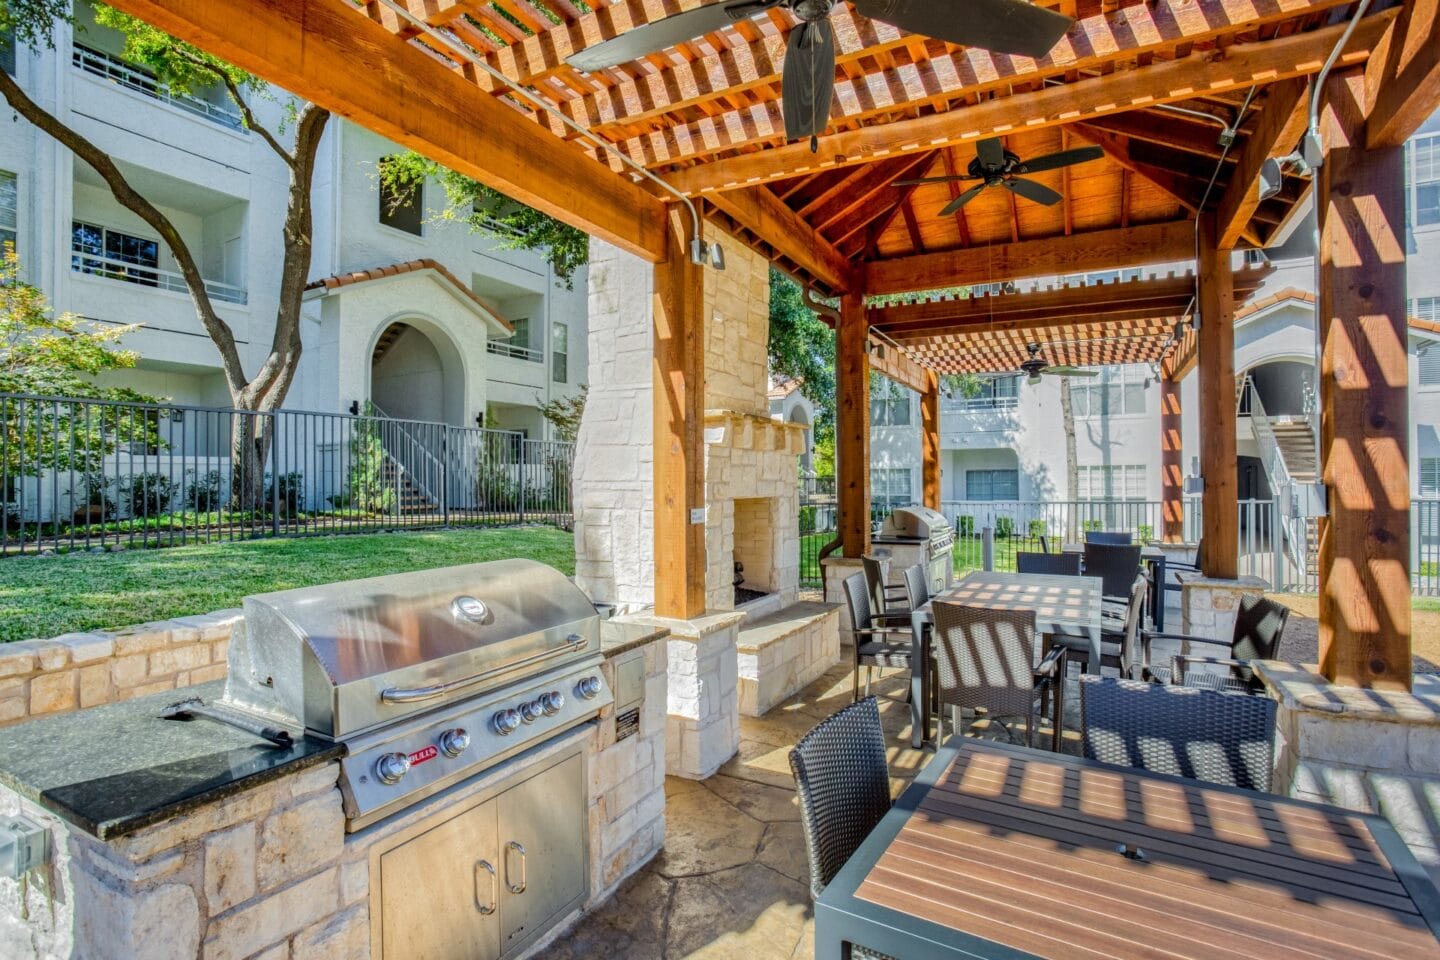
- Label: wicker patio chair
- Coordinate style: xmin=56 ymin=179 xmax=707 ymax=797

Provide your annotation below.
xmin=788 ymin=697 xmax=897 ymax=960
xmin=1016 ymin=551 xmax=1082 ymax=576
xmin=842 ymin=572 xmax=915 ymax=703
xmin=1038 ymin=534 xmax=1053 ymax=554
xmin=1085 ymin=530 xmax=1134 ymax=545
xmin=1141 ymin=593 xmax=1290 ymax=692
xmin=1082 ymin=541 xmax=1144 ymax=614
xmin=1050 ymin=574 xmax=1146 ymax=677
xmin=861 ymin=554 xmax=911 ymax=618
xmin=901 ymin=562 xmax=930 ymax=611
xmin=1079 ymin=675 xmax=1277 ymax=791
xmin=930 ymin=600 xmax=1066 ymax=751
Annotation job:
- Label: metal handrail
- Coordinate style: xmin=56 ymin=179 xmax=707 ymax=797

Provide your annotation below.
xmin=942 ymin=394 xmax=1020 ymax=412
xmin=486 ymin=340 xmax=543 ymax=363
xmin=71 ymin=44 xmax=245 ymax=131
xmin=1240 ymin=375 xmax=1306 ymax=572
xmin=365 ymin=402 xmax=445 ymax=507
xmin=71 ymin=245 xmax=248 ymax=305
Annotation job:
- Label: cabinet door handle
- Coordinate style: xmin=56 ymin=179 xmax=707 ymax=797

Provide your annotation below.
xmin=504 ymin=841 xmax=527 ymax=894
xmin=474 ymin=859 xmax=497 ymax=915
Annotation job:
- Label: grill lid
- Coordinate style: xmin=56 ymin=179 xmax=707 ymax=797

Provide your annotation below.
xmin=880 ymin=505 xmax=952 ymax=540
xmin=221 ymin=559 xmax=600 ymax=739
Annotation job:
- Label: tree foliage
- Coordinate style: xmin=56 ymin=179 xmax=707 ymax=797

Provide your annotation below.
xmin=0 ymin=1 xmax=71 ymax=48
xmin=537 ymin=385 xmax=587 ymax=443
xmin=380 ymin=152 xmax=589 ymax=287
xmin=767 ymin=268 xmax=835 ymax=437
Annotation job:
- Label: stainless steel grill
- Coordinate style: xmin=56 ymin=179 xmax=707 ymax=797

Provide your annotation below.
xmin=875 ymin=505 xmax=955 ymax=594
xmin=218 ymin=559 xmax=613 ymax=830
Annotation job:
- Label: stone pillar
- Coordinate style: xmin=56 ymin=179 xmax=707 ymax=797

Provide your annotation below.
xmin=822 ymin=555 xmax=865 ymax=644
xmin=1180 ymin=575 xmax=1266 ymax=642
xmin=653 ymin=612 xmax=744 ymax=779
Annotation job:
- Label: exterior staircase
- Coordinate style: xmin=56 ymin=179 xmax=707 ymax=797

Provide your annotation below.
xmin=380 ymin=458 xmax=440 ymax=515
xmin=372 ymin=322 xmax=407 ymax=365
xmin=1270 ymin=420 xmax=1317 ymax=482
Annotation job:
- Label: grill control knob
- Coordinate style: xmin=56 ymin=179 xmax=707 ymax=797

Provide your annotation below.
xmin=576 ymin=676 xmax=603 ymax=700
xmin=375 ymin=752 xmax=411 ymax=785
xmin=439 ymin=728 xmax=471 ymax=758
xmin=492 ymin=708 xmax=522 ymax=736
xmin=519 ymin=700 xmax=543 ymax=723
xmin=540 ymin=691 xmax=564 ymax=715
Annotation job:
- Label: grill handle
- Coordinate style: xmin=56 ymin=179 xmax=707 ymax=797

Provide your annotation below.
xmin=380 ymin=635 xmax=586 ymax=704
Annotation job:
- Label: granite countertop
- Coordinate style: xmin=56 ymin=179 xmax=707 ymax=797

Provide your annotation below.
xmin=600 ymin=619 xmax=670 ymax=658
xmin=0 ymin=681 xmax=343 ymax=841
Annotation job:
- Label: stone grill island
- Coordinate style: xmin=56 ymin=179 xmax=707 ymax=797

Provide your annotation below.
xmin=0 ymin=563 xmax=671 ymax=960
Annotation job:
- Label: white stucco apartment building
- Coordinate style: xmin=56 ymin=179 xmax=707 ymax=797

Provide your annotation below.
xmin=0 ymin=3 xmax=585 ymax=442
xmin=870 ymin=112 xmax=1440 ymax=513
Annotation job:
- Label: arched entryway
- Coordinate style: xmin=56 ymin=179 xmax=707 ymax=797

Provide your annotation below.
xmin=368 ymin=317 xmax=467 ymax=426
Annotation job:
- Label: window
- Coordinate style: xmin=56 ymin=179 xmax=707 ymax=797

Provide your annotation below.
xmin=1078 ymin=464 xmax=1146 ymax=500
xmin=510 ymin=317 xmax=531 ymax=350
xmin=1415 ymin=297 xmax=1440 ymax=323
xmin=1423 ymin=458 xmax=1440 ymax=497
xmin=871 ymin=468 xmax=911 ymax=504
xmin=965 ymin=469 xmax=1019 ymax=501
xmin=378 ymin=156 xmax=423 ymax=235
xmin=1412 ymin=134 xmax=1440 ymax=227
xmin=1 ymin=25 xmax=14 ymax=77
xmin=1072 ymin=365 xmax=1147 ymax=418
xmin=871 ymin=392 xmax=911 ymax=426
xmin=552 ymin=322 xmax=568 ymax=383
xmin=71 ymin=220 xmax=158 ymax=286
xmin=0 ymin=171 xmax=15 ymax=251
xmin=1421 ymin=347 xmax=1440 ymax=387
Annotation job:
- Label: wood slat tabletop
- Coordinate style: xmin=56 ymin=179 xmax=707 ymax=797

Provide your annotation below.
xmin=840 ymin=741 xmax=1440 ymax=960
xmin=921 ymin=572 xmax=1102 ymax=640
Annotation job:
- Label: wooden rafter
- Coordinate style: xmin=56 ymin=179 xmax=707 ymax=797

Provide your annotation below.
xmin=1214 ymin=78 xmax=1311 ymax=249
xmin=1366 ymin=0 xmax=1440 ymax=148
xmin=706 ymin=186 xmax=853 ymax=294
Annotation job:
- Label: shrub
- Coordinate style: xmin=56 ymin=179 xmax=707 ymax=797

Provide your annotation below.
xmin=1027 ymin=519 xmax=1047 ymax=539
xmin=1137 ymin=524 xmax=1154 ymax=543
xmin=187 ymin=470 xmax=223 ymax=512
xmin=73 ymin=472 xmax=115 ymax=522
xmin=957 ymin=515 xmax=974 ymax=538
xmin=1082 ymin=518 xmax=1102 ymax=532
xmin=347 ymin=420 xmax=395 ymax=514
xmin=267 ymin=472 xmax=305 ymax=517
xmin=994 ymin=516 xmax=1015 ymax=539
xmin=799 ymin=504 xmax=818 ymax=535
xmin=126 ymin=472 xmax=176 ymax=516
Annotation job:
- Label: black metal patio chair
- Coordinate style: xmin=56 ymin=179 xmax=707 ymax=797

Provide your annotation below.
xmin=1016 ymin=550 xmax=1082 ymax=576
xmin=862 ymin=554 xmax=911 ymax=619
xmin=842 ymin=571 xmax=915 ymax=703
xmin=1079 ymin=675 xmax=1277 ymax=791
xmin=1141 ymin=593 xmax=1290 ymax=692
xmin=788 ymin=697 xmax=896 ymax=960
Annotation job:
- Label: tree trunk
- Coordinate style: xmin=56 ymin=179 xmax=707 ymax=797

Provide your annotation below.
xmin=1059 ymin=376 xmax=1079 ymax=541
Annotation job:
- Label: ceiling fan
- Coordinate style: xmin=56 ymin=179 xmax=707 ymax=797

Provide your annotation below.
xmin=1006 ymin=343 xmax=1099 ymax=385
xmin=893 ymin=137 xmax=1103 ymax=216
xmin=565 ymin=0 xmax=1075 ymax=143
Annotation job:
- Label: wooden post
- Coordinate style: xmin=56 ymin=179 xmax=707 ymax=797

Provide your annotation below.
xmin=1160 ymin=373 xmax=1185 ymax=543
xmin=921 ymin=369 xmax=941 ymax=511
xmin=838 ymin=292 xmax=871 ymax=558
xmin=652 ymin=207 xmax=706 ymax=619
xmin=1317 ymin=70 xmax=1412 ymax=690
xmin=1197 ymin=213 xmax=1238 ymax=580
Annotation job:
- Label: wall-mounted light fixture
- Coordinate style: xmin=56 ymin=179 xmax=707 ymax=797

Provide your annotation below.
xmin=475 ymin=411 xmax=486 ymax=429
xmin=348 ymin=400 xmax=360 ymax=416
xmin=1183 ymin=456 xmax=1204 ymax=494
xmin=689 ymin=237 xmax=726 ymax=270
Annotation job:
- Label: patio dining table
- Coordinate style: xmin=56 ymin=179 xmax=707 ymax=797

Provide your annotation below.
xmin=815 ymin=737 xmax=1440 ymax=959
xmin=909 ymin=572 xmax=1102 ymax=748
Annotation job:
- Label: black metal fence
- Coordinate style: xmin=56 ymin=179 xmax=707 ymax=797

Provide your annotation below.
xmin=1 ymin=393 xmax=574 ymax=555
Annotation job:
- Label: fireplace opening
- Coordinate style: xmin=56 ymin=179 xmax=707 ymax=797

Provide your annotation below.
xmin=732 ymin=497 xmax=776 ymax=607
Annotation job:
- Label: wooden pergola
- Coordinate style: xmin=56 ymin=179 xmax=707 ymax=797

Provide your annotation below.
xmin=109 ymin=0 xmax=1438 ymax=690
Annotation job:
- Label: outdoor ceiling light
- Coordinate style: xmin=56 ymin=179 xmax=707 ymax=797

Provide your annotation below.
xmin=711 ymin=242 xmax=726 ymax=271
xmin=689 ymin=238 xmax=726 ymax=270
xmin=1258 ymin=152 xmax=1312 ymax=202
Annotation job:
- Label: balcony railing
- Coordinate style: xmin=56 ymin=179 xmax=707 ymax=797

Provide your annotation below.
xmin=487 ymin=340 xmax=543 ymax=363
xmin=72 ymin=44 xmax=245 ymax=131
xmin=71 ymin=246 xmax=248 ymax=305
xmin=942 ymin=395 xmax=1019 ymax=413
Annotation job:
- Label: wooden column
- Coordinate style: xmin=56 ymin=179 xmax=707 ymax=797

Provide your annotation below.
xmin=652 ymin=207 xmax=706 ymax=619
xmin=921 ymin=369 xmax=941 ymax=511
xmin=1317 ymin=69 xmax=1412 ymax=690
xmin=838 ymin=292 xmax=871 ymax=558
xmin=1160 ymin=373 xmax=1185 ymax=543
xmin=1197 ymin=213 xmax=1238 ymax=580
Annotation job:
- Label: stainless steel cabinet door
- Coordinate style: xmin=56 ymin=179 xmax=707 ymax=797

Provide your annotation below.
xmin=497 ymin=752 xmax=587 ymax=954
xmin=378 ymin=798 xmax=501 ymax=960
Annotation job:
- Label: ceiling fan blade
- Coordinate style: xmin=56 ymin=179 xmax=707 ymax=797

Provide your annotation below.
xmin=782 ymin=18 xmax=836 ymax=141
xmin=1017 ymin=145 xmax=1104 ymax=174
xmin=567 ymin=0 xmax=781 ymax=71
xmin=891 ymin=174 xmax=982 ymax=186
xmin=1042 ymin=366 xmax=1099 ymax=377
xmin=1004 ymin=177 xmax=1063 ymax=205
xmin=939 ymin=183 xmax=988 ymax=217
xmin=975 ymin=137 xmax=1007 ymax=170
xmin=854 ymin=0 xmax=1073 ymax=58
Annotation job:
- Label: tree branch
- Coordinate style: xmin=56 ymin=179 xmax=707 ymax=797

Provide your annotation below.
xmin=172 ymin=49 xmax=293 ymax=164
xmin=0 ymin=66 xmax=248 ymax=394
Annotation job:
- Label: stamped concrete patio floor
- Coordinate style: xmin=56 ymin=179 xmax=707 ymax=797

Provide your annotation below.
xmin=550 ymin=660 xmax=1080 ymax=960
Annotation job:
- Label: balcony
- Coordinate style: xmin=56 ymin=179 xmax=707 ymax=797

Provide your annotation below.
xmin=71 ymin=245 xmax=248 ymax=305
xmin=486 ymin=340 xmax=543 ymax=363
xmin=71 ymin=43 xmax=245 ymax=132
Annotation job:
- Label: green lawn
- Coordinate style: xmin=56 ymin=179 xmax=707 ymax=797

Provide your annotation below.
xmin=0 ymin=527 xmax=576 ymax=644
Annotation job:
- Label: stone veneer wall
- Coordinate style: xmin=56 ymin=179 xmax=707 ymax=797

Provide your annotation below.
xmin=650 ymin=612 xmax=743 ymax=779
xmin=1180 ymin=574 xmax=1267 ymax=641
xmin=0 ymin=612 xmax=238 ymax=726
xmin=0 ymin=637 xmax=670 ymax=960
xmin=701 ymin=220 xmax=769 ymax=418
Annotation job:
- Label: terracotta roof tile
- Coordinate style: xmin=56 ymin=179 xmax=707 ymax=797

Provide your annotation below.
xmin=306 ymin=259 xmax=514 ymax=333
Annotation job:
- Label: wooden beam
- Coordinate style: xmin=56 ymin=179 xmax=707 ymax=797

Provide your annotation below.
xmin=652 ymin=207 xmax=707 ymax=619
xmin=665 ymin=13 xmax=1393 ymax=195
xmin=1366 ymin=0 xmax=1440 ymax=148
xmin=1317 ymin=70 xmax=1412 ymax=689
xmin=867 ymin=337 xmax=929 ymax=394
xmin=706 ymin=187 xmax=853 ymax=295
xmin=1197 ymin=214 xmax=1238 ymax=580
xmin=106 ymin=0 xmax=667 ymax=261
xmin=863 ymin=222 xmax=1196 ymax=296
xmin=1069 ymin=123 xmax=1207 ymax=216
xmin=1214 ymin=79 xmax=1310 ymax=249
xmin=838 ymin=293 xmax=871 ymax=559
xmin=1160 ymin=374 xmax=1185 ymax=543
xmin=921 ymin=370 xmax=941 ymax=511
xmin=1162 ymin=320 xmax=1199 ymax=380
xmin=868 ymin=274 xmax=1202 ymax=327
